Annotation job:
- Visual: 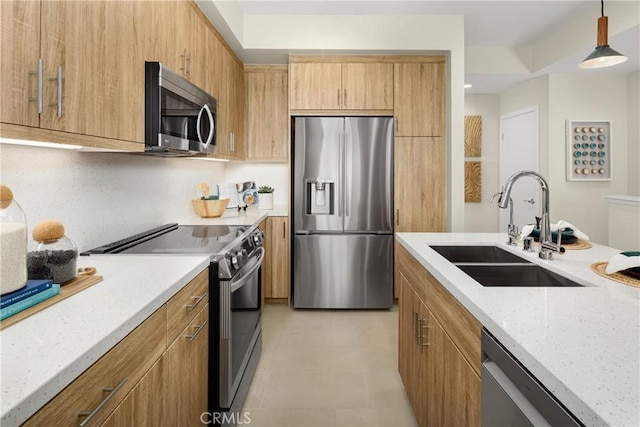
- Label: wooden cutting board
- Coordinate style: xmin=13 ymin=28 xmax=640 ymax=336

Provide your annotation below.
xmin=0 ymin=270 xmax=103 ymax=331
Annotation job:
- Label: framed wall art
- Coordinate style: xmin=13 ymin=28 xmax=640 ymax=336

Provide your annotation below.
xmin=566 ymin=120 xmax=612 ymax=182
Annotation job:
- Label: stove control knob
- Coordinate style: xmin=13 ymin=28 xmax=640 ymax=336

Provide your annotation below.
xmin=231 ymin=255 xmax=240 ymax=269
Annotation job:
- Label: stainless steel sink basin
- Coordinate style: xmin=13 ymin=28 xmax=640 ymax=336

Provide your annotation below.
xmin=431 ymin=245 xmax=530 ymax=264
xmin=457 ymin=264 xmax=584 ymax=287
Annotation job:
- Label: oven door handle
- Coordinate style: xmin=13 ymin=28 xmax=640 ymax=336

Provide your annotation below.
xmin=230 ymin=247 xmax=265 ymax=292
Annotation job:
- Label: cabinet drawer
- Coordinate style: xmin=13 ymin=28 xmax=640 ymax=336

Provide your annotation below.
xmin=24 ymin=306 xmax=167 ymax=427
xmin=167 ymin=269 xmax=209 ymax=345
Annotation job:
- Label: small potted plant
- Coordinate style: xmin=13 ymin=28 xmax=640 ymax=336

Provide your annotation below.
xmin=258 ymin=185 xmax=274 ymax=210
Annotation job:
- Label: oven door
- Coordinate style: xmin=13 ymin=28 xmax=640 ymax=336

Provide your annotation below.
xmin=219 ymin=247 xmax=264 ymax=409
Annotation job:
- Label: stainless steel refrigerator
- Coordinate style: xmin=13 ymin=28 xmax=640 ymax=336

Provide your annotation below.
xmin=293 ymin=117 xmax=394 ymax=309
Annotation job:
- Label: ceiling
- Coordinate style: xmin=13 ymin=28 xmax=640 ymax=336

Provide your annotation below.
xmin=201 ymin=0 xmax=640 ymax=94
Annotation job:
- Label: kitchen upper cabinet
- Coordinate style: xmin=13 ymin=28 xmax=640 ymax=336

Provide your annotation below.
xmin=341 ymin=63 xmax=393 ymax=110
xmin=0 ymin=0 xmax=40 ymax=128
xmin=290 ymin=61 xmax=393 ymax=111
xmin=40 ymin=1 xmax=146 ymax=142
xmin=394 ymin=61 xmax=445 ymax=137
xmin=394 ymin=137 xmax=446 ymax=233
xmin=396 ymin=244 xmax=481 ymax=427
xmin=245 ymin=66 xmax=289 ymax=161
xmin=264 ymin=216 xmax=290 ymax=301
xmin=216 ymin=46 xmax=244 ymax=159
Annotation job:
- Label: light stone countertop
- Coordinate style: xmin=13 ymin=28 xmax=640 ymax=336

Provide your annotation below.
xmin=0 ymin=254 xmax=210 ymax=426
xmin=179 ymin=204 xmax=288 ymax=226
xmin=396 ymin=232 xmax=639 ymax=427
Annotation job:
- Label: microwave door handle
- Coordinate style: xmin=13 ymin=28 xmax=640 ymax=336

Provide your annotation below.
xmin=202 ymin=103 xmax=215 ymax=148
xmin=196 ymin=105 xmax=205 ymax=144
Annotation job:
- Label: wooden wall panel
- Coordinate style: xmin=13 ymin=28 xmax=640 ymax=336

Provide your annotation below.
xmin=464 ymin=161 xmax=481 ymax=203
xmin=464 ymin=115 xmax=482 ymax=157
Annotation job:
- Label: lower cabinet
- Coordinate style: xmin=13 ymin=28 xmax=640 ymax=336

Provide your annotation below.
xmin=24 ymin=269 xmax=209 ymax=426
xmin=397 ymin=243 xmax=481 ymax=427
xmin=263 ymin=216 xmax=290 ymax=302
xmin=165 ymin=303 xmax=209 ymax=426
xmin=101 ymin=355 xmax=166 ymax=427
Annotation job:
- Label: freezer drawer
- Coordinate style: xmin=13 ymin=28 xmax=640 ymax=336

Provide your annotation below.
xmin=293 ymin=235 xmax=393 ymax=309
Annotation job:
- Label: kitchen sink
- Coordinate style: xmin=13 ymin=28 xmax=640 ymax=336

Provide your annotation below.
xmin=457 ymin=264 xmax=584 ymax=287
xmin=431 ymin=245 xmax=530 ymax=264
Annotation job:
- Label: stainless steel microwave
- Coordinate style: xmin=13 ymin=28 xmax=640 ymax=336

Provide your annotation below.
xmin=144 ymin=61 xmax=216 ymax=156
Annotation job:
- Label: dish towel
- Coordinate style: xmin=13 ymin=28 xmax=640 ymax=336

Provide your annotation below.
xmin=521 ymin=220 xmax=590 ymax=241
xmin=606 ymin=252 xmax=640 ymax=274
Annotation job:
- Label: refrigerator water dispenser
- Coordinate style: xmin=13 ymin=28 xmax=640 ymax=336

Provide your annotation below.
xmin=306 ymin=180 xmax=334 ymax=215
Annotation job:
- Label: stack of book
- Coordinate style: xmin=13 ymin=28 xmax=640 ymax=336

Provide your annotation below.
xmin=1 ymin=280 xmax=61 ymax=321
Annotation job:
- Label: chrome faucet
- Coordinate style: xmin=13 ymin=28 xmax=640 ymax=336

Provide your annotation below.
xmin=490 ymin=190 xmax=518 ymax=245
xmin=499 ymin=170 xmax=561 ymax=259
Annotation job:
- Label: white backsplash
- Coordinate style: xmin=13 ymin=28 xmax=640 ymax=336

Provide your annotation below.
xmin=0 ymin=144 xmax=225 ymax=252
xmin=224 ymin=161 xmax=290 ymax=206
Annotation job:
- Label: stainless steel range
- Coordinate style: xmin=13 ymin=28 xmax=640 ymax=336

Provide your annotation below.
xmin=84 ymin=223 xmax=264 ymax=424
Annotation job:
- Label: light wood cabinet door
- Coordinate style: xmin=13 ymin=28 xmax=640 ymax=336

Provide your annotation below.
xmin=165 ymin=303 xmax=209 ymax=427
xmin=266 ymin=217 xmax=289 ymax=299
xmin=290 ymin=63 xmax=342 ymax=110
xmin=393 ymin=62 xmax=445 ymax=137
xmin=428 ymin=315 xmax=481 ymax=427
xmin=0 ymin=0 xmax=40 ymax=127
xmin=217 ymin=46 xmax=244 ymax=159
xmin=40 ymin=1 xmax=146 ymax=142
xmin=394 ymin=137 xmax=446 ymax=232
xmin=101 ymin=355 xmax=166 ymax=427
xmin=189 ymin=6 xmax=210 ymax=92
xmin=245 ymin=68 xmax=289 ymax=161
xmin=342 ymin=63 xmax=393 ymax=110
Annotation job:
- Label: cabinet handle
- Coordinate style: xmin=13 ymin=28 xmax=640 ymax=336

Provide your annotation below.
xmin=343 ymin=89 xmax=347 ymax=108
xmin=180 ymin=49 xmax=187 ymax=76
xmin=28 ymin=59 xmax=43 ymax=114
xmin=78 ymin=377 xmax=127 ymax=427
xmin=396 ymin=209 xmax=400 ymax=226
xmin=282 ymin=222 xmax=286 ymax=239
xmin=185 ymin=320 xmax=207 ymax=342
xmin=49 ymin=66 xmax=63 ymax=117
xmin=185 ymin=292 xmax=208 ymax=311
xmin=337 ymin=89 xmax=340 ymax=107
xmin=186 ymin=52 xmax=192 ymax=79
xmin=395 ymin=117 xmax=398 ymax=133
xmin=414 ymin=312 xmax=419 ymax=345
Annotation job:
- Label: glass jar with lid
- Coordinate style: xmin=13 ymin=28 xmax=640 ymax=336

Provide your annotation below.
xmin=0 ymin=184 xmax=28 ymax=295
xmin=28 ymin=220 xmax=78 ymax=284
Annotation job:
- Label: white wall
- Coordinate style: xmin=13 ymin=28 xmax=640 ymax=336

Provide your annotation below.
xmin=223 ymin=162 xmax=289 ymax=206
xmin=464 ymin=95 xmax=500 ymax=232
xmin=0 ymin=144 xmax=225 ymax=252
xmin=628 ymin=71 xmax=640 ymax=196
xmin=547 ymin=74 xmax=629 ymax=244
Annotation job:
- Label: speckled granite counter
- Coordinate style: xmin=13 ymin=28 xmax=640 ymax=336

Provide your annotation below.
xmin=396 ymin=233 xmax=639 ymax=427
xmin=0 ymin=254 xmax=210 ymax=426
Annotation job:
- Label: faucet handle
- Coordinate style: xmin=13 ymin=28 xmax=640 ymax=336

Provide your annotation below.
xmin=490 ymin=191 xmax=503 ymax=203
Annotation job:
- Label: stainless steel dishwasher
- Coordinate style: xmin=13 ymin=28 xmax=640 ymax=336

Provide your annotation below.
xmin=481 ymin=329 xmax=583 ymax=426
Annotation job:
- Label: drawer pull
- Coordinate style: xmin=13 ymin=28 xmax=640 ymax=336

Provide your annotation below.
xmin=185 ymin=320 xmax=207 ymax=342
xmin=78 ymin=377 xmax=127 ymax=426
xmin=185 ymin=292 xmax=208 ymax=311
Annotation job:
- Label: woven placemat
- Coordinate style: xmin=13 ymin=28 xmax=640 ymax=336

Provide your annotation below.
xmin=590 ymin=262 xmax=640 ymax=289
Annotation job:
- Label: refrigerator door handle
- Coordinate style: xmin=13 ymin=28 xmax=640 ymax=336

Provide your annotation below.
xmin=338 ymin=131 xmax=344 ymax=218
xmin=345 ymin=131 xmax=351 ymax=219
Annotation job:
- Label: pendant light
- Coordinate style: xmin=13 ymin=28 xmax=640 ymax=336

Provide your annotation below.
xmin=579 ymin=0 xmax=628 ymax=69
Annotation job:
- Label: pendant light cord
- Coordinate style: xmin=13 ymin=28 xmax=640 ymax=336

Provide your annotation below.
xmin=601 ymin=0 xmax=604 ymax=17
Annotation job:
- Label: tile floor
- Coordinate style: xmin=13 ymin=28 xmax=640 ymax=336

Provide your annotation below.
xmin=242 ymin=304 xmax=418 ymax=427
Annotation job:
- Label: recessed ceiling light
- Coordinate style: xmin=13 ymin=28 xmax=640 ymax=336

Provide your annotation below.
xmin=464 ymin=84 xmax=473 ymax=89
